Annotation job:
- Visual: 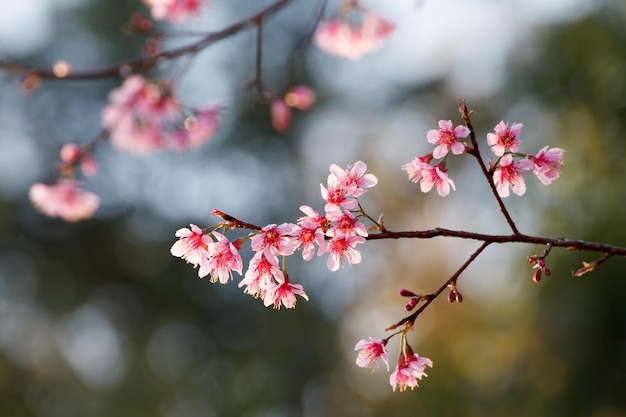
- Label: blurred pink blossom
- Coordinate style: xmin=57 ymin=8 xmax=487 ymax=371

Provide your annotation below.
xmin=28 ymin=179 xmax=100 ymax=222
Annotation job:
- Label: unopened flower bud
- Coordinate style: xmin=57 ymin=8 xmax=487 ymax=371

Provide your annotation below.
xmin=404 ymin=297 xmax=419 ymax=311
xmin=399 ymin=289 xmax=416 ymax=297
xmin=448 ymin=291 xmax=456 ymax=303
xmin=455 ymin=290 xmax=463 ymax=303
xmin=544 ymin=267 xmax=551 ymax=276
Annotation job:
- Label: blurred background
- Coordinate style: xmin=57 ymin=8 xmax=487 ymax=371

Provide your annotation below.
xmin=1 ymin=0 xmax=626 ymax=416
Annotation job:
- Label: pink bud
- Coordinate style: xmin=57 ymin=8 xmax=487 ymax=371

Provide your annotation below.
xmin=80 ymin=156 xmax=98 ymax=177
xmin=284 ymin=86 xmax=316 ymax=110
xmin=404 ymin=297 xmax=418 ymax=311
xmin=399 ymin=289 xmax=416 ymax=297
xmin=532 ymin=269 xmax=542 ymax=282
xmin=60 ymin=143 xmax=81 ymax=163
xmin=271 ymin=100 xmax=291 ymax=132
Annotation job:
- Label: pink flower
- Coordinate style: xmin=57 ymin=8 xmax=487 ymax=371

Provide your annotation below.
xmin=102 ymin=75 xmax=181 ymax=153
xmin=271 ymin=99 xmax=291 ymax=132
xmin=250 ymin=223 xmax=299 ymax=258
xmin=530 ymin=146 xmax=564 ymax=185
xmin=201 ymin=232 xmax=243 ymax=283
xmin=293 ymin=221 xmax=325 ymax=261
xmin=314 ymin=12 xmax=395 ymax=60
xmin=325 ymin=210 xmax=368 ymax=237
xmin=419 ymin=164 xmax=456 ymax=197
xmin=402 ymin=154 xmax=432 ymax=184
xmin=389 ymin=351 xmax=433 ymax=392
xmin=263 ymin=278 xmax=309 ymax=309
xmin=321 ymin=178 xmax=358 ymax=213
xmin=486 ymin=121 xmax=523 ymax=156
xmin=143 ymin=0 xmax=205 ymax=22
xmin=329 ymin=161 xmax=378 ymax=198
xmin=170 ymin=223 xmax=211 ymax=269
xmin=239 ymin=252 xmax=284 ymax=300
xmin=29 ymin=179 xmax=100 ymax=222
xmin=493 ymin=154 xmax=534 ymax=197
xmin=170 ymin=106 xmax=220 ymax=150
xmin=318 ymin=234 xmax=366 ymax=272
xmin=298 ymin=205 xmax=328 ymax=229
xmin=284 ymin=86 xmax=316 ymax=110
xmin=427 ymin=120 xmax=469 ymax=159
xmin=355 ymin=337 xmax=389 ymax=371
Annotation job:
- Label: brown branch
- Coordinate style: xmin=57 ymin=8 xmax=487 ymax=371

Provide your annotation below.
xmin=0 ymin=0 xmax=294 ymax=81
xmin=460 ymin=101 xmax=520 ymax=235
xmin=366 ymin=229 xmax=626 ymax=257
xmin=389 ymin=242 xmax=491 ymax=330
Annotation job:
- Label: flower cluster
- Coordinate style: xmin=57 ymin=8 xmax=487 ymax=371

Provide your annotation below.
xmin=403 ymin=118 xmax=565 ymax=198
xmin=142 ymin=0 xmax=206 ymax=23
xmin=102 ymin=75 xmax=220 ymax=153
xmin=314 ymin=2 xmax=395 ymax=60
xmin=170 ymin=161 xmax=377 ymax=309
xmin=271 ymin=86 xmax=316 ymax=132
xmin=28 ymin=179 xmax=100 ymax=222
xmin=355 ymin=333 xmax=432 ymax=392
xmin=402 ymin=120 xmax=469 ymax=197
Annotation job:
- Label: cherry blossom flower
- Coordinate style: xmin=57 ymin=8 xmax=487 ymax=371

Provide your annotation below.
xmin=389 ymin=352 xmax=433 ymax=392
xmin=427 ymin=120 xmax=470 ymax=159
xmin=493 ymin=154 xmax=534 ymax=197
xmin=402 ymin=154 xmax=432 ymax=184
xmin=263 ymin=278 xmax=309 ymax=309
xmin=417 ymin=164 xmax=456 ymax=197
xmin=250 ymin=223 xmax=299 ymax=258
xmin=293 ymin=221 xmax=325 ymax=261
xmin=201 ymin=232 xmax=243 ymax=283
xmin=170 ymin=223 xmax=211 ymax=269
xmin=314 ymin=12 xmax=395 ymax=60
xmin=355 ymin=337 xmax=389 ymax=371
xmin=318 ymin=234 xmax=366 ymax=272
xmin=171 ymin=106 xmax=220 ymax=150
xmin=328 ymin=161 xmax=378 ymax=198
xmin=143 ymin=0 xmax=205 ymax=22
xmin=298 ymin=205 xmax=328 ymax=229
xmin=325 ymin=210 xmax=368 ymax=237
xmin=239 ymin=252 xmax=284 ymax=301
xmin=530 ymin=146 xmax=565 ymax=185
xmin=487 ymin=121 xmax=523 ymax=156
xmin=102 ymin=75 xmax=179 ymax=153
xmin=28 ymin=179 xmax=100 ymax=222
xmin=321 ymin=178 xmax=358 ymax=213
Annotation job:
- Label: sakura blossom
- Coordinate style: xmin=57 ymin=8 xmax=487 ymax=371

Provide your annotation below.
xmin=402 ymin=154 xmax=432 ymax=184
xmin=170 ymin=223 xmax=211 ymax=269
xmin=293 ymin=221 xmax=326 ymax=261
xmin=355 ymin=337 xmax=389 ymax=371
xmin=427 ymin=120 xmax=469 ymax=159
xmin=329 ymin=161 xmax=378 ymax=198
xmin=143 ymin=0 xmax=205 ymax=22
xmin=486 ymin=121 xmax=523 ymax=156
xmin=102 ymin=75 xmax=178 ymax=153
xmin=325 ymin=209 xmax=368 ymax=237
xmin=318 ymin=234 xmax=366 ymax=272
xmin=263 ymin=279 xmax=309 ymax=310
xmin=250 ymin=223 xmax=299 ymax=257
xmin=171 ymin=106 xmax=220 ymax=150
xmin=298 ymin=205 xmax=328 ymax=229
xmin=389 ymin=352 xmax=433 ymax=392
xmin=60 ymin=143 xmax=97 ymax=177
xmin=314 ymin=12 xmax=395 ymax=60
xmin=202 ymin=232 xmax=243 ymax=283
xmin=493 ymin=154 xmax=534 ymax=197
xmin=28 ymin=179 xmax=100 ymax=222
xmin=531 ymin=146 xmax=565 ymax=185
xmin=418 ymin=164 xmax=456 ymax=197
xmin=239 ymin=252 xmax=285 ymax=300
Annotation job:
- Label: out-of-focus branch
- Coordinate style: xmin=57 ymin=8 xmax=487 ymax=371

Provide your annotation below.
xmin=0 ymin=0 xmax=294 ymax=81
